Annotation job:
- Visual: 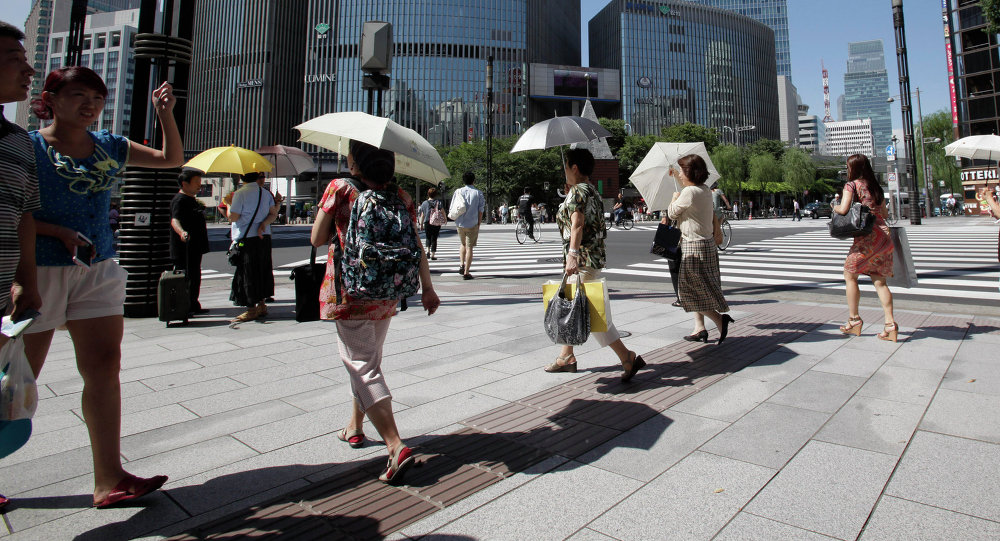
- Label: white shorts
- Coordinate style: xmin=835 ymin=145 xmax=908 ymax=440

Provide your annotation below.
xmin=28 ymin=259 xmax=128 ymax=334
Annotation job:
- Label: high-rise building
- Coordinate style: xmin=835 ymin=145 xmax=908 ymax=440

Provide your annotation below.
xmin=685 ymin=0 xmax=791 ymax=78
xmin=16 ymin=0 xmax=139 ymax=131
xmin=589 ymin=0 xmax=779 ymax=140
xmin=842 ymin=40 xmax=892 ymax=156
xmin=776 ymin=75 xmax=798 ymax=145
xmin=185 ymin=0 xmax=309 ymax=151
xmin=45 ymin=9 xmax=139 ymax=135
xmin=186 ymin=1 xmax=581 ymax=151
xmin=825 ymin=118 xmax=874 ymax=158
xmin=797 ymin=104 xmax=825 ymax=154
xmin=942 ymin=0 xmax=995 ymax=138
xmin=303 ymin=0 xmax=580 ymax=147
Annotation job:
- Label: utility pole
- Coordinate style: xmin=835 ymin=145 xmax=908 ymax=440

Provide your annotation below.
xmin=892 ymin=0 xmax=922 ymax=224
xmin=915 ymin=88 xmax=932 ymax=215
xmin=486 ymin=55 xmax=494 ymax=224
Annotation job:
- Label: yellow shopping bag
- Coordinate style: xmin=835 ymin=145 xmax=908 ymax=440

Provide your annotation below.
xmin=542 ymin=278 xmax=609 ymax=333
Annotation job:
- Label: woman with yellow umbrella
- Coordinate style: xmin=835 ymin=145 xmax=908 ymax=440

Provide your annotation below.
xmin=184 ymin=146 xmax=279 ymax=323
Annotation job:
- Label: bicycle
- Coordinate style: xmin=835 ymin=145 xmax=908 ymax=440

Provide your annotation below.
xmin=885 ymin=203 xmax=899 ymax=226
xmin=515 ymin=217 xmax=541 ymax=244
xmin=717 ymin=215 xmax=733 ymax=251
xmin=604 ymin=211 xmax=634 ymax=231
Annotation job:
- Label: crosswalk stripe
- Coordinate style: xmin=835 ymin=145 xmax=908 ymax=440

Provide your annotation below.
xmin=604 ymin=227 xmax=1000 ymax=301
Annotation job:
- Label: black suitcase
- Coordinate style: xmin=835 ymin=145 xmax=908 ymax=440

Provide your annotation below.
xmin=290 ymin=246 xmax=326 ymax=322
xmin=158 ymin=269 xmax=190 ymax=326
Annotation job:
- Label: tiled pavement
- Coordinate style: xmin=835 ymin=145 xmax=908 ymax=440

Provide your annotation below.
xmin=1 ymin=279 xmax=999 ymax=540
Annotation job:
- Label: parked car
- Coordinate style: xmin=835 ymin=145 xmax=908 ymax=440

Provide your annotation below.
xmin=803 ymin=202 xmax=833 ymax=219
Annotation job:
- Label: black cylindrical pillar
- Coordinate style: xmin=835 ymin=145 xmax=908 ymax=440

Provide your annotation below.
xmin=892 ymin=0 xmax=921 ymax=225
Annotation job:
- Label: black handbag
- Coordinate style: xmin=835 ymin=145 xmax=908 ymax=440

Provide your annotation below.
xmin=289 ymin=246 xmax=326 ymax=322
xmin=544 ymin=274 xmax=590 ymax=346
xmin=829 ymin=202 xmax=875 ymax=239
xmin=227 ymin=187 xmax=264 ymax=265
xmin=650 ymin=223 xmax=682 ymax=261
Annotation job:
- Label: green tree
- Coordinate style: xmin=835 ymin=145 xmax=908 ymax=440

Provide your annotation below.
xmin=441 ymin=135 xmax=567 ymax=210
xmin=747 ymin=138 xmax=786 ymax=161
xmin=781 ymin=147 xmax=817 ymax=197
xmin=748 ymin=153 xmax=782 ymax=195
xmin=982 ymin=0 xmax=1000 ymax=34
xmin=915 ymin=110 xmax=961 ymax=202
xmin=710 ymin=144 xmax=746 ymax=199
xmin=659 ymin=123 xmax=721 ymax=152
xmin=598 ymin=118 xmax=627 ymax=158
xmin=617 ymin=134 xmax=658 ymax=180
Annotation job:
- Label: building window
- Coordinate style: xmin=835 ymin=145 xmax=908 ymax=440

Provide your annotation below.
xmin=51 ymin=37 xmax=62 ymax=53
xmin=111 ymin=31 xmax=121 ymax=48
xmin=96 ymin=33 xmax=107 ymax=49
xmin=83 ymin=36 xmax=92 ymax=50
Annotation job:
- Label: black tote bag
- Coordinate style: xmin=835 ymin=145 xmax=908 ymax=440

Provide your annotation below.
xmin=829 ymin=202 xmax=875 ymax=239
xmin=650 ymin=222 xmax=682 ymax=261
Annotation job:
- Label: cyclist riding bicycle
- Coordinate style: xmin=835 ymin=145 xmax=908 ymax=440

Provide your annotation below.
xmin=612 ymin=193 xmax=626 ymax=226
xmin=518 ymin=187 xmax=535 ymax=240
xmin=712 ymin=187 xmax=731 ymax=219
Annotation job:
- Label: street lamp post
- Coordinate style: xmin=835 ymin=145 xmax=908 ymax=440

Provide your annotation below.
xmin=892 ymin=0 xmax=921 ymax=225
xmin=486 ymin=55 xmax=494 ymax=224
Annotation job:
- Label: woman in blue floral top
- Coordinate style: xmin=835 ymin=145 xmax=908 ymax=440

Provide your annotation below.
xmin=546 ymin=148 xmax=646 ymax=383
xmin=24 ymin=66 xmax=184 ymax=508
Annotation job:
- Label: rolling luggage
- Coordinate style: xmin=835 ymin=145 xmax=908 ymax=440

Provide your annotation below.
xmin=290 ymin=246 xmax=326 ymax=322
xmin=158 ymin=269 xmax=190 ymax=327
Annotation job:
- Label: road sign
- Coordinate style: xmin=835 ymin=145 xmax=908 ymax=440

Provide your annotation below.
xmin=886 ymin=145 xmax=896 ymax=161
xmin=887 ymin=171 xmax=899 ymax=192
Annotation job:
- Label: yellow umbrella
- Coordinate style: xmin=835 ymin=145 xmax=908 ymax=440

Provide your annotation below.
xmin=184 ymin=145 xmax=274 ymax=175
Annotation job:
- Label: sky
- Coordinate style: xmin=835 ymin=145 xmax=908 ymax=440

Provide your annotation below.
xmin=3 ymin=0 xmax=954 ymax=137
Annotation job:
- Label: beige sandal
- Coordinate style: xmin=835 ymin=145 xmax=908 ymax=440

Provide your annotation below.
xmin=840 ymin=316 xmax=863 ymax=336
xmin=878 ymin=322 xmax=898 ymax=342
xmin=544 ymin=354 xmax=577 ymax=373
xmin=337 ymin=427 xmax=365 ymax=448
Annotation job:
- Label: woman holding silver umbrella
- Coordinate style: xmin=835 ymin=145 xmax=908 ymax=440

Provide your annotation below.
xmin=544 ymin=148 xmax=646 ymax=383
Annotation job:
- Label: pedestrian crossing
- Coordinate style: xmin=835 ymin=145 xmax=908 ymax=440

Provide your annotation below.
xmin=603 ymin=229 xmax=1000 ymax=301
xmin=624 ymin=219 xmax=830 ymax=232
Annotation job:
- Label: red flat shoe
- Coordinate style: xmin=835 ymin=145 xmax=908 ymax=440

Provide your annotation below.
xmin=93 ymin=474 xmax=168 ymax=509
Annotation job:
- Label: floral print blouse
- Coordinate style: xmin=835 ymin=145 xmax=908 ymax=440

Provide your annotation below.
xmin=318 ymin=178 xmax=417 ymax=320
xmin=556 ymin=181 xmax=607 ymax=270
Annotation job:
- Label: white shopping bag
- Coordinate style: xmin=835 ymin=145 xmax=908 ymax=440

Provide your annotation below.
xmin=887 ymin=226 xmax=918 ymax=289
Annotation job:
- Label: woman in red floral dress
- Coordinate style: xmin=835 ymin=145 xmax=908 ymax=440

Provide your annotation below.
xmin=833 ymin=154 xmax=898 ymax=341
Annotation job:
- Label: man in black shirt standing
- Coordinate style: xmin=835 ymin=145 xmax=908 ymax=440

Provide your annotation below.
xmin=170 ymin=170 xmax=210 ymax=315
xmin=518 ymin=187 xmax=534 ymax=240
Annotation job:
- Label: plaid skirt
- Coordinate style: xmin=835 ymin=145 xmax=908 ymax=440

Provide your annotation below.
xmin=678 ymin=238 xmax=729 ymax=313
xmin=230 ymin=235 xmax=275 ymax=307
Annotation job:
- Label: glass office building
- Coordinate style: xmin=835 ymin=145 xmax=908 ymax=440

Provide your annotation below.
xmin=589 ymin=0 xmax=779 ymax=140
xmin=185 ymin=0 xmax=308 ymax=151
xmin=686 ymin=0 xmax=791 ymax=78
xmin=943 ymin=0 xmax=999 ymax=138
xmin=842 ymin=40 xmax=892 ymax=156
xmin=304 ymin=0 xmax=580 ymax=146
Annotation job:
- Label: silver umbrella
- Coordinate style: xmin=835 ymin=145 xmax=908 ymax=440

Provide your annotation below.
xmin=510 ymin=116 xmax=612 ymax=153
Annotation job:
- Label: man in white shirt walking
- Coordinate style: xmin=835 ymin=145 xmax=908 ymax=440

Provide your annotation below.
xmin=451 ymin=172 xmax=485 ymax=279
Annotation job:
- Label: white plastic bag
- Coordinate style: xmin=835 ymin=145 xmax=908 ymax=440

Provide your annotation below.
xmin=1 ymin=338 xmax=38 ymax=422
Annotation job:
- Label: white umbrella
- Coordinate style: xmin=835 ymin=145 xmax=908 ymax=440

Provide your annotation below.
xmin=629 ymin=142 xmax=720 ymax=211
xmin=510 ymin=116 xmax=611 ymax=153
xmin=256 ymin=145 xmax=315 ymax=177
xmin=944 ymin=135 xmax=1000 ymax=161
xmin=294 ymin=112 xmax=449 ymax=183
